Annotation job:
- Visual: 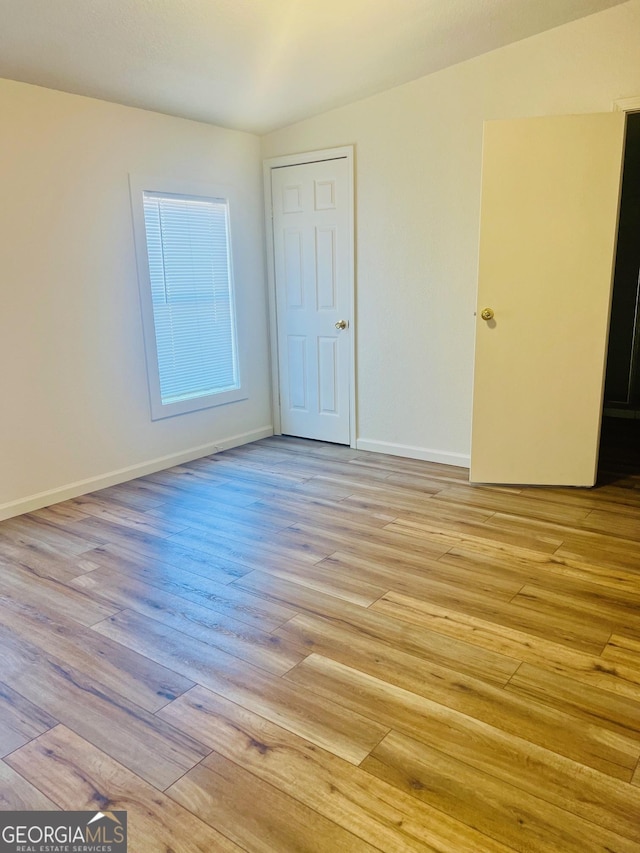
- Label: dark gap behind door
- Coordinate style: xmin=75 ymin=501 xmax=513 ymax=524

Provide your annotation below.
xmin=600 ymin=111 xmax=640 ymax=482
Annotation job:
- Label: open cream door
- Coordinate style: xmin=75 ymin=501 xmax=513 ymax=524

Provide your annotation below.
xmin=470 ymin=113 xmax=626 ymax=486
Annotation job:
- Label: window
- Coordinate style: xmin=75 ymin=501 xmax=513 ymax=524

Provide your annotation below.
xmin=130 ymin=176 xmax=246 ymax=419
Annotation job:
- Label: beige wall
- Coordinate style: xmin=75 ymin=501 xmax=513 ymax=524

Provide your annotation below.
xmin=262 ymin=0 xmax=640 ymax=466
xmin=0 ymin=79 xmax=271 ymax=518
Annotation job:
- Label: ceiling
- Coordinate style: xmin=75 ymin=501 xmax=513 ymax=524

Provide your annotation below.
xmin=0 ymin=0 xmax=629 ymax=134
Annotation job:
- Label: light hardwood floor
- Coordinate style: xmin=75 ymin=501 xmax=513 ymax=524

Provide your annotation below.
xmin=1 ymin=435 xmax=640 ymax=852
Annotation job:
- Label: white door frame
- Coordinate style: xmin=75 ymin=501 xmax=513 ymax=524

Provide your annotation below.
xmin=613 ymin=96 xmax=640 ymax=113
xmin=263 ymin=146 xmax=356 ymax=446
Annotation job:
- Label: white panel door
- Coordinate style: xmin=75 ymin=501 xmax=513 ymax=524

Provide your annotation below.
xmin=271 ymin=157 xmax=352 ymax=443
xmin=470 ymin=113 xmax=626 ymax=486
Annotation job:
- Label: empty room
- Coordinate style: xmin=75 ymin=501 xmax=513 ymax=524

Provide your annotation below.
xmin=1 ymin=1 xmax=640 ymax=851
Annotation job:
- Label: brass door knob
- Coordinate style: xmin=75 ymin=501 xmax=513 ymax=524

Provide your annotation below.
xmin=335 ymin=320 xmax=348 ymax=330
xmin=480 ymin=308 xmax=494 ymax=321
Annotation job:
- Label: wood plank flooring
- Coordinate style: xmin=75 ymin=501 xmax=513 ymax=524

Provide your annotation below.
xmin=1 ymin=435 xmax=640 ymax=851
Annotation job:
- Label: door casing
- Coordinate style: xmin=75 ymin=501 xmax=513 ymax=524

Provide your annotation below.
xmin=263 ymin=146 xmax=356 ymax=446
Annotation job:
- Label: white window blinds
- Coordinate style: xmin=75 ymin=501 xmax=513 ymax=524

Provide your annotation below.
xmin=142 ymin=191 xmax=240 ymax=408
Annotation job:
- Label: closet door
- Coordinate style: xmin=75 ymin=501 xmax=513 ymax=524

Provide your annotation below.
xmin=470 ymin=113 xmax=625 ymax=486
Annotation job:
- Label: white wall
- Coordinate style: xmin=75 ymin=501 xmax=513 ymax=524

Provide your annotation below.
xmin=0 ymin=79 xmax=271 ymax=518
xmin=261 ymin=0 xmax=640 ymax=467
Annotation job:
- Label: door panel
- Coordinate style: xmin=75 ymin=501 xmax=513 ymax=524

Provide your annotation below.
xmin=287 ymin=336 xmax=307 ymax=410
xmin=316 ymin=227 xmax=337 ymax=309
xmin=471 ymin=113 xmax=625 ymax=486
xmin=284 ymin=230 xmax=304 ymax=308
xmin=272 ymin=158 xmax=351 ymax=444
xmin=318 ymin=337 xmax=338 ymax=414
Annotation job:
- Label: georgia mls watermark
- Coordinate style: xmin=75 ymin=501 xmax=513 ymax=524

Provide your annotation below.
xmin=0 ymin=811 xmax=127 ymax=853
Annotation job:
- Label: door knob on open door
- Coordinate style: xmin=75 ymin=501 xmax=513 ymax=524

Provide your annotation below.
xmin=481 ymin=308 xmax=494 ymax=321
xmin=335 ymin=320 xmax=348 ymax=330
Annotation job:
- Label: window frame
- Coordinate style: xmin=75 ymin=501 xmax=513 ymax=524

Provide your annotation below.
xmin=129 ymin=174 xmax=247 ymax=420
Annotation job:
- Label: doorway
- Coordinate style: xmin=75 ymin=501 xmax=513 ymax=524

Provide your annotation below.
xmin=263 ymin=147 xmax=355 ymax=446
xmin=599 ymin=111 xmax=640 ymax=481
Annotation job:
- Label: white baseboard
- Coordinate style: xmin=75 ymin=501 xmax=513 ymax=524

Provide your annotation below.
xmin=355 ymin=438 xmax=470 ymax=469
xmin=0 ymin=425 xmax=273 ymax=521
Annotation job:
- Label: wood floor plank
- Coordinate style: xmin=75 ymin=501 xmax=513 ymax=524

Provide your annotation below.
xmin=146 ymin=499 xmax=291 ymax=535
xmin=80 ymin=543 xmax=293 ymax=630
xmin=380 ymin=463 xmax=487 ymax=488
xmin=0 ymin=538 xmax=95 ymax=584
xmin=385 ymin=514 xmax=564 ymax=555
xmin=157 ymin=505 xmax=293 ymax=547
xmin=259 ymin=434 xmax=359 ymax=460
xmin=556 ymin=535 xmax=640 ymax=571
xmin=285 ymin=654 xmax=640 ymax=841
xmin=251 ymin=492 xmax=397 ymax=528
xmin=0 ymin=761 xmax=57 ymax=810
xmin=220 ymin=443 xmax=308 ymax=465
xmin=341 ymin=486 xmax=445 ymax=516
xmin=603 ymin=634 xmax=640 ymax=667
xmin=169 ymin=523 xmax=328 ymax=568
xmin=346 ymin=497 xmax=493 ymax=533
xmin=159 ymin=685 xmax=513 ymax=853
xmin=273 ymin=612 xmax=639 ymax=779
xmin=168 ymin=757 xmax=382 ymax=853
xmin=348 ymin=451 xmax=466 ymax=478
xmin=184 ymin=456 xmax=311 ymax=490
xmin=370 ymin=583 xmax=612 ymax=656
xmin=525 ymin=483 xmax=640 ymax=514
xmin=0 ymin=559 xmax=119 ymax=627
xmin=5 ymin=726 xmax=245 ymax=851
xmin=339 ymin=476 xmax=491 ymax=514
xmin=363 ymin=731 xmax=640 ymax=853
xmin=0 ymin=594 xmax=195 ymax=712
xmin=52 ymin=514 xmax=189 ymax=556
xmin=0 ymin=681 xmax=57 ymax=757
xmin=505 ymin=663 xmax=640 ymax=743
xmin=247 ymin=556 xmax=390 ymax=607
xmin=145 ymin=477 xmax=265 ymax=509
xmin=0 ymin=513 xmax=103 ymax=556
xmin=92 ymin=608 xmax=389 ymax=765
xmin=511 ymin=583 xmax=640 ymax=640
xmin=484 ymin=508 xmax=640 ymax=568
xmin=287 ymin=475 xmax=359 ymax=500
xmin=0 ymin=622 xmax=208 ymax=789
xmin=282 ymin=520 xmax=452 ymax=563
xmin=72 ymin=569 xmax=303 ymax=675
xmin=137 ymin=469 xmax=261 ymax=507
xmin=235 ymin=571 xmax=519 ymax=685
xmin=371 ymin=591 xmax=640 ymax=698
xmin=430 ymin=484 xmax=591 ymax=524
xmin=476 ymin=509 xmax=591 ymax=548
xmin=64 ymin=494 xmax=190 ymax=537
xmin=313 ymin=550 xmax=524 ymax=602
xmin=31 ymin=503 xmax=95 ymax=524
xmin=440 ymin=543 xmax=640 ymax=596
xmin=86 ymin=537 xmax=254 ymax=585
xmin=243 ymin=453 xmax=391 ymax=484
xmin=89 ymin=481 xmax=167 ymax=511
